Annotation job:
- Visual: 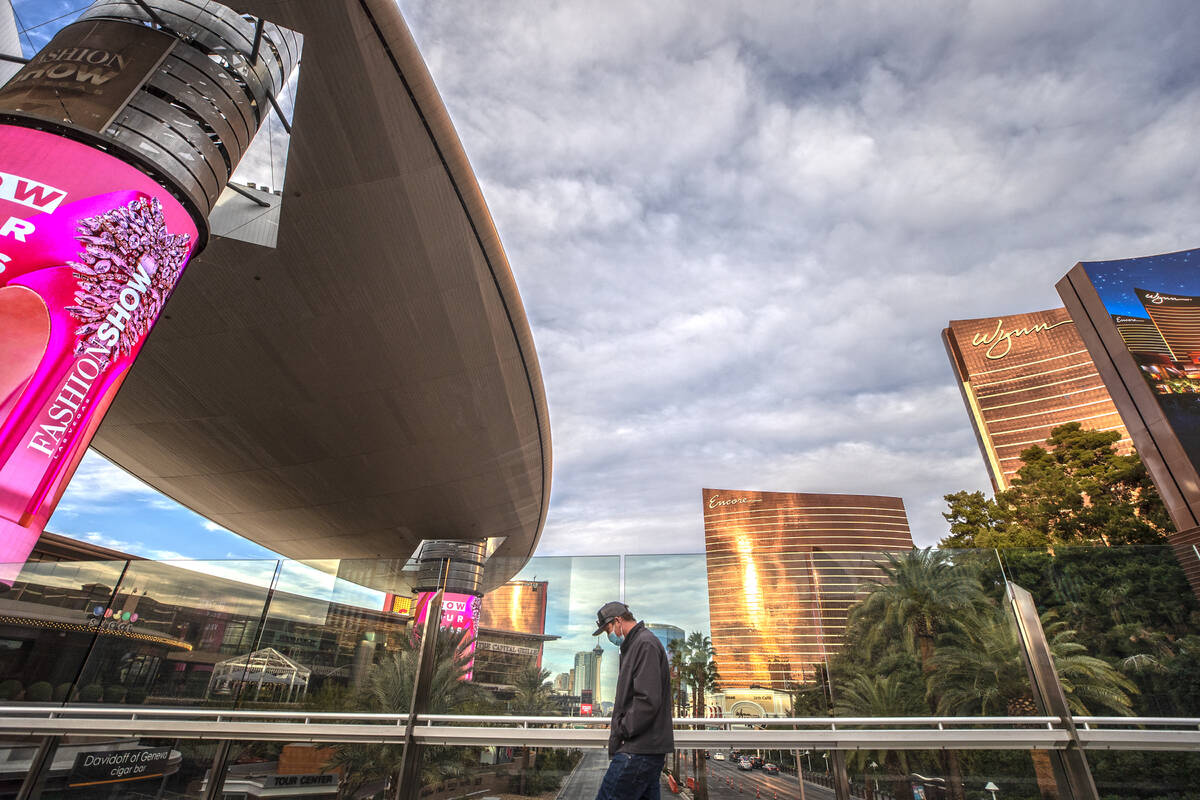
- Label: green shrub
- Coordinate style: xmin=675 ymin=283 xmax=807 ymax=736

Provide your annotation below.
xmin=78 ymin=683 xmax=103 ymax=702
xmin=103 ymin=685 xmax=128 ymax=703
xmin=53 ymin=683 xmax=73 ymax=702
xmin=126 ymin=688 xmax=148 ymax=705
xmin=0 ymin=679 xmax=22 ymax=700
xmin=25 ymin=681 xmax=52 ymax=702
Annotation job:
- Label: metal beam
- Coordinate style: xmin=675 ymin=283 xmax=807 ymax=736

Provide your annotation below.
xmin=396 ymin=587 xmax=444 ymax=800
xmin=249 ymin=17 xmax=265 ymax=64
xmin=267 ymin=92 xmax=292 ymax=134
xmin=225 ymin=182 xmax=272 ymax=208
xmin=131 ymin=0 xmax=170 ymax=30
xmin=1009 ymin=582 xmax=1100 ymax=800
xmin=0 ymin=53 xmax=29 ymax=65
xmin=200 ymin=740 xmax=234 ymax=800
xmin=15 ymin=736 xmax=58 ymax=800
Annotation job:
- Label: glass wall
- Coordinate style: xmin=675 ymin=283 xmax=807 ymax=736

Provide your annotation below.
xmin=0 ymin=545 xmax=1198 ymax=799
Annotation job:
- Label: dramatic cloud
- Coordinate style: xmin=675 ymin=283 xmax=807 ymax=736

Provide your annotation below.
xmin=16 ymin=1 xmax=1200 ymax=564
xmin=399 ymin=0 xmax=1200 ymax=551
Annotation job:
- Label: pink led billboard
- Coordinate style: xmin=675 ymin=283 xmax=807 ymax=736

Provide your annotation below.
xmin=414 ymin=591 xmax=480 ymax=680
xmin=0 ymin=124 xmax=198 ymax=574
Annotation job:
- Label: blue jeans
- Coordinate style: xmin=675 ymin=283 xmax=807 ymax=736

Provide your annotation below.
xmin=596 ymin=752 xmax=665 ymax=800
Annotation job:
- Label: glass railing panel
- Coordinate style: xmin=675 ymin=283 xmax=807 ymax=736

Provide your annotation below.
xmin=496 ymin=746 xmax=591 ymax=798
xmin=1089 ymin=750 xmax=1200 ymax=799
xmin=0 ymin=735 xmax=218 ymax=800
xmin=0 ymin=558 xmax=128 ymax=705
xmin=250 ymin=558 xmax=397 ymax=712
xmin=999 ymin=544 xmax=1200 ymax=799
xmin=71 ymin=558 xmax=280 ymax=707
xmin=997 ymin=545 xmax=1200 ymax=718
xmin=493 ymin=555 xmax=620 ymax=717
xmin=802 ymin=548 xmax=1021 ymax=727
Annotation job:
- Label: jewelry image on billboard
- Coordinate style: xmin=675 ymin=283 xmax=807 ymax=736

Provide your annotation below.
xmin=414 ymin=592 xmax=480 ymax=680
xmin=0 ymin=125 xmax=198 ymax=572
xmin=1080 ymin=249 xmax=1200 ymax=462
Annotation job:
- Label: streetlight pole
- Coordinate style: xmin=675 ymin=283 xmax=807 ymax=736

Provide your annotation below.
xmin=985 ymin=780 xmax=1000 ymax=800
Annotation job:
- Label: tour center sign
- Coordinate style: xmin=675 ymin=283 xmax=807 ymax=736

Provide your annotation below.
xmin=0 ymin=125 xmax=198 ymax=571
xmin=69 ymin=747 xmax=172 ymax=787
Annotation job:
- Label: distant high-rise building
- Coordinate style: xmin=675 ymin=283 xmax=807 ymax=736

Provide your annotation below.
xmin=1114 ymin=315 xmax=1172 ymax=358
xmin=573 ymin=647 xmax=604 ymax=705
xmin=479 ymin=580 xmax=548 ymax=634
xmin=645 ymin=623 xmax=685 ymax=660
xmin=473 ymin=580 xmax=557 ymax=688
xmin=1135 ymin=289 xmax=1200 ymax=362
xmin=553 ymin=672 xmax=571 ymax=693
xmin=944 ymin=307 xmax=1132 ymax=491
xmin=703 ymin=488 xmax=914 ymax=690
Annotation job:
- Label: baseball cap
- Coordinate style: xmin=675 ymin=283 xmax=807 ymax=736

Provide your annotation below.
xmin=592 ymin=601 xmax=631 ymax=636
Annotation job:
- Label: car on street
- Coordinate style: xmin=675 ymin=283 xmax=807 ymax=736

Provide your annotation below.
xmin=713 ymin=752 xmax=726 ymax=761
xmin=764 ymin=763 xmax=780 ymax=775
xmin=750 ymin=756 xmax=764 ymax=768
xmin=738 ymin=757 xmax=753 ymax=771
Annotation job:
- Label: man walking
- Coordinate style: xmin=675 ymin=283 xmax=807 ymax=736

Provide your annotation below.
xmin=592 ymin=601 xmax=674 ymax=800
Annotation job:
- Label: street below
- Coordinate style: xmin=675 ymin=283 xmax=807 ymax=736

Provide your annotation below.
xmin=683 ymin=756 xmax=841 ymax=800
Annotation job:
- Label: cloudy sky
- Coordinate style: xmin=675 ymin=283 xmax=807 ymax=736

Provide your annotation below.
xmin=12 ymin=1 xmax=1200 ymax=566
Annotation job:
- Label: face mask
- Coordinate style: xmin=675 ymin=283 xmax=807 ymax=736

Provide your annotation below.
xmin=607 ymin=629 xmax=625 ymax=647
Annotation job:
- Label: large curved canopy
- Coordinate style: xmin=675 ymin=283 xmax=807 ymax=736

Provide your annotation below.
xmin=90 ymin=0 xmax=551 ymax=590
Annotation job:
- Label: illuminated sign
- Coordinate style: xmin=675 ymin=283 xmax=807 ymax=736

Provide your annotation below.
xmin=415 ymin=592 xmax=480 ymax=680
xmin=384 ymin=593 xmax=413 ymax=615
xmin=1057 ymin=248 xmax=1200 ymax=551
xmin=0 ymin=125 xmax=198 ymax=573
xmin=969 ymin=318 xmax=1071 ymax=360
xmin=86 ymin=605 xmax=139 ymax=632
xmin=580 ymin=703 xmax=593 ymax=716
xmin=707 ymin=495 xmax=763 ymax=509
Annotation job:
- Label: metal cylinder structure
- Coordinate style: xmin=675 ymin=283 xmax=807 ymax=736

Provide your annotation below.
xmin=0 ymin=0 xmax=299 ymax=577
xmin=413 ymin=539 xmax=488 ymax=596
xmin=0 ymin=0 xmax=300 ymax=229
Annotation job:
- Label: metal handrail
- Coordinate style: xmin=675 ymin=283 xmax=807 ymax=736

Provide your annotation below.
xmin=0 ymin=707 xmax=1195 ymax=750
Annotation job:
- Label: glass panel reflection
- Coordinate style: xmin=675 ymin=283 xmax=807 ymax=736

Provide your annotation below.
xmin=0 ymin=559 xmax=125 ymax=704
xmin=504 ymin=556 xmax=619 ymax=716
xmin=73 ymin=559 xmax=279 ymax=706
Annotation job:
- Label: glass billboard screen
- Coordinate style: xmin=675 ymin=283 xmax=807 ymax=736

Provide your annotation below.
xmin=0 ymin=125 xmax=198 ymax=570
xmin=1080 ymin=248 xmax=1200 ymax=465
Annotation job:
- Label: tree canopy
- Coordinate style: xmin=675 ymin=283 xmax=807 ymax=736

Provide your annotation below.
xmin=942 ymin=423 xmax=1173 ymax=549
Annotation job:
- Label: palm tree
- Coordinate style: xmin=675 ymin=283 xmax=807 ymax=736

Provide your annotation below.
xmin=509 ymin=665 xmax=556 ymax=794
xmin=852 ymin=549 xmax=986 ymax=800
xmin=834 ymin=674 xmax=921 ymax=800
xmin=365 ymin=627 xmax=487 ymax=715
xmin=680 ymin=632 xmax=719 ymax=800
xmin=932 ymin=607 xmax=1136 ymax=799
xmin=328 ymin=627 xmax=487 ymax=795
xmin=666 ymin=637 xmax=689 ymax=778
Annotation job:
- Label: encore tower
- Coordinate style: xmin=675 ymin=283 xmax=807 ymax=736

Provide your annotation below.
xmin=702 ymin=489 xmax=913 ymax=690
xmin=943 ymin=308 xmax=1132 ymax=491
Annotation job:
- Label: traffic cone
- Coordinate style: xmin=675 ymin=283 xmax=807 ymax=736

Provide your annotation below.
xmin=756 ymin=790 xmax=761 ymax=799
